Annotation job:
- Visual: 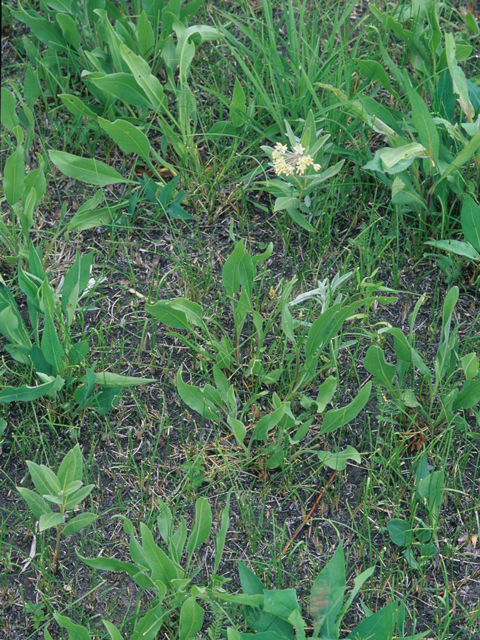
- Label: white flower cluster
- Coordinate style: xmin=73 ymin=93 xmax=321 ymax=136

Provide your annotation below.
xmin=272 ymin=142 xmax=321 ymax=177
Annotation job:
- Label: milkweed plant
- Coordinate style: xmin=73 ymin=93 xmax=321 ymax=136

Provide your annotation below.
xmin=260 ymin=110 xmax=345 ymax=232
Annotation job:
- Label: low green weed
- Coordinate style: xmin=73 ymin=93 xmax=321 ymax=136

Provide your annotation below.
xmin=17 ymin=444 xmax=97 ymax=575
xmin=363 ymin=286 xmax=480 ymax=437
xmin=387 ymin=455 xmax=445 ymax=570
xmin=0 ymin=242 xmax=155 ymax=428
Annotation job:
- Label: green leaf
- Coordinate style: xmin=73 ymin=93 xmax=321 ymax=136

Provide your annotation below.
xmin=387 ymin=519 xmax=414 ymax=547
xmin=59 ymin=94 xmax=98 ymax=119
xmin=461 ymin=195 xmax=480 ymax=253
xmin=425 ymin=239 xmax=480 ymax=261
xmin=404 ymin=75 xmax=439 ymax=166
xmin=48 ymin=151 xmax=132 ymax=186
xmin=39 ymin=512 xmax=64 ymax=532
xmin=363 ymin=345 xmax=396 ymax=389
xmin=445 ymin=33 xmax=474 ymax=120
xmin=24 ymin=165 xmax=46 ymax=210
xmin=286 ymin=207 xmax=316 ymax=232
xmin=317 ymin=445 xmax=361 ymax=471
xmin=140 ymin=522 xmax=181 ymax=587
xmin=98 ymin=117 xmax=151 ymax=164
xmin=186 ymin=497 xmax=212 ymax=555
xmin=56 ymin=13 xmax=81 ymax=50
xmin=146 ymin=299 xmax=192 ymax=330
xmin=432 ymin=131 xmax=480 ymax=191
xmin=222 ymin=240 xmax=247 ymax=298
xmin=176 ymin=368 xmax=221 ymax=421
xmin=0 ymin=376 xmax=64 ymax=403
xmin=321 ymin=382 xmax=372 ymax=434
xmin=274 ymin=197 xmax=302 ymax=213
xmin=41 ymin=314 xmax=65 ymax=376
xmin=263 ymin=589 xmax=301 ymax=618
xmin=452 ymin=380 xmax=480 ymax=410
xmin=91 ymin=371 xmax=156 ymax=388
xmin=131 ymin=604 xmax=165 ymax=640
xmin=57 ymin=444 xmax=83 ymax=489
xmin=227 ymin=416 xmax=246 ymax=447
xmin=24 ymin=66 xmax=42 ymax=110
xmin=119 ymin=42 xmax=166 ymax=111
xmin=179 ymin=596 xmax=204 ymax=640
xmin=17 ymin=488 xmax=51 ymax=520
xmin=461 ymin=353 xmax=479 ymax=380
xmin=4 ymin=146 xmax=25 ymax=206
xmin=417 ymin=471 xmax=444 ymax=518
xmin=356 ymin=59 xmax=397 ymax=97
xmin=214 ymin=489 xmax=232 ymax=573
xmin=12 ymin=6 xmax=66 ymax=51
xmin=169 ymin=299 xmax=205 ymax=328
xmin=251 ymin=404 xmax=288 ymax=441
xmin=63 ymin=484 xmax=94 ymax=510
xmin=62 ymin=513 xmax=98 ymax=536
xmin=347 ymin=601 xmax=398 ymax=640
xmin=77 ymin=552 xmax=140 ymax=578
xmin=61 ymin=252 xmax=94 ymax=327
xmin=311 ymin=542 xmax=345 ymax=638
xmin=136 ymin=10 xmax=155 ymax=58
xmin=53 ymin=614 xmax=92 ymax=640
xmin=1 ymin=88 xmax=18 ymax=131
xmin=230 ymin=78 xmax=246 ymax=127
xmin=102 ymin=621 xmax=124 ymax=640
xmin=89 ymin=73 xmax=150 ymax=109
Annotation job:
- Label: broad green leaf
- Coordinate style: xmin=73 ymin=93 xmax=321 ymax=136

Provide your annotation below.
xmin=41 ymin=314 xmax=65 ymax=376
xmin=387 ymin=519 xmax=414 ymax=547
xmin=317 ymin=445 xmax=361 ymax=471
xmin=263 ymin=590 xmax=301 ymax=618
xmin=230 ymin=78 xmax=246 ymax=126
xmin=446 ymin=33 xmax=474 ymax=120
xmin=17 ymin=487 xmax=51 ymax=520
xmin=67 ymin=202 xmax=126 ymax=231
xmin=24 ymin=164 xmax=46 ymax=210
xmin=425 ymin=239 xmax=480 ymax=261
xmin=4 ymin=146 xmax=25 ymax=206
xmin=140 ymin=522 xmax=181 ymax=587
xmin=321 ymin=382 xmax=372 ymax=434
xmin=227 ymin=416 xmax=246 ymax=446
xmin=136 ymin=10 xmax=155 ymax=58
xmin=168 ymin=299 xmax=205 ymax=328
xmin=91 ymin=372 xmax=156 ymax=387
xmin=59 ymin=94 xmax=98 ymax=119
xmin=103 ymin=621 xmax=123 ymax=640
xmin=347 ymin=601 xmax=398 ymax=640
xmin=311 ymin=542 xmax=345 ymax=638
xmin=179 ymin=596 xmax=204 ymax=640
xmin=146 ymin=299 xmax=192 ymax=330
xmin=24 ymin=66 xmax=42 ymax=109
xmin=131 ymin=604 xmax=165 ymax=640
xmin=461 ymin=353 xmax=479 ymax=380
xmin=176 ymin=368 xmax=221 ymax=421
xmin=119 ymin=42 xmax=166 ymax=111
xmin=452 ymin=380 xmax=480 ymax=410
xmin=363 ymin=345 xmax=396 ymax=389
xmin=56 ymin=13 xmax=80 ymax=50
xmin=53 ymin=614 xmax=92 ymax=640
xmin=1 ymin=88 xmax=18 ymax=131
xmin=286 ymin=207 xmax=316 ymax=232
xmin=98 ymin=117 xmax=151 ymax=163
xmin=379 ymin=143 xmax=428 ymax=171
xmin=62 ymin=513 xmax=98 ymax=536
xmin=432 ymin=131 xmax=480 ymax=190
xmin=186 ymin=497 xmax=212 ymax=554
xmin=404 ymin=76 xmax=439 ymax=166
xmin=0 ymin=376 xmax=64 ymax=403
xmin=461 ymin=195 xmax=480 ymax=253
xmin=28 ymin=461 xmax=60 ymax=495
xmin=64 ymin=484 xmax=94 ymax=510
xmin=12 ymin=6 xmax=66 ymax=51
xmin=89 ymin=73 xmax=150 ymax=109
xmin=214 ymin=489 xmax=232 ymax=573
xmin=48 ymin=151 xmax=132 ymax=186
xmin=417 ymin=471 xmax=445 ymax=518
xmin=61 ymin=252 xmax=94 ymax=327
xmin=77 ymin=552 xmax=140 ymax=578
xmin=357 ymin=59 xmax=396 ymax=96
xmin=39 ymin=512 xmax=64 ymax=532
xmin=274 ymin=197 xmax=302 ymax=213
xmin=222 ymin=240 xmax=246 ymax=298
xmin=251 ymin=404 xmax=288 ymax=441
